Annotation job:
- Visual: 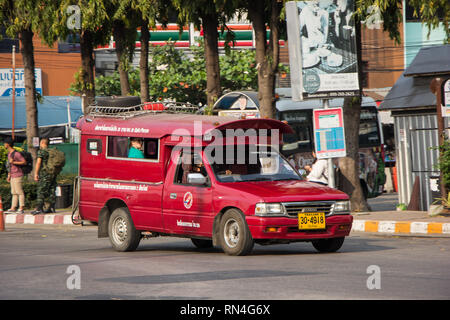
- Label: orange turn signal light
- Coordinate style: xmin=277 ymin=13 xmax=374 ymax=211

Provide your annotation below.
xmin=265 ymin=227 xmax=279 ymax=233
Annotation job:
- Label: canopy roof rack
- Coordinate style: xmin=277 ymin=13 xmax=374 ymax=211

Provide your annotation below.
xmin=86 ymin=101 xmax=200 ymax=118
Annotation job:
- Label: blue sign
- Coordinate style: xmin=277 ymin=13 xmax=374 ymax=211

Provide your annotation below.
xmin=0 ymin=68 xmax=42 ymax=97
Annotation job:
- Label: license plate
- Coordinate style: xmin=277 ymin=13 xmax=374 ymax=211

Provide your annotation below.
xmin=298 ymin=212 xmax=326 ymax=230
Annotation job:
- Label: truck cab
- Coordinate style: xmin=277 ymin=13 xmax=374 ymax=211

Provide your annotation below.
xmin=75 ymin=103 xmax=352 ymax=255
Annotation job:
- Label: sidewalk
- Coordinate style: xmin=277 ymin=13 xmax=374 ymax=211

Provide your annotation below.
xmin=351 ymin=210 xmax=450 ymax=236
xmin=3 ymin=207 xmax=450 ymax=237
xmin=3 ymin=209 xmax=74 ymax=225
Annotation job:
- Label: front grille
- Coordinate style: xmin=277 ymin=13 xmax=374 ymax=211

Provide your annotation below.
xmin=283 ymin=202 xmax=334 ymax=217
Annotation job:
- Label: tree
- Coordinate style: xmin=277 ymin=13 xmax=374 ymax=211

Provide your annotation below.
xmin=245 ymin=0 xmax=283 ymax=119
xmin=173 ymin=0 xmax=238 ymax=108
xmin=54 ymin=0 xmax=111 ymax=109
xmin=71 ymin=41 xmax=278 ymax=104
xmin=356 ymin=0 xmax=449 ymax=44
xmin=130 ymin=0 xmax=173 ymax=103
xmin=341 ymin=0 xmax=450 ymax=211
xmin=0 ymin=0 xmax=57 ymax=161
xmin=111 ymin=0 xmax=140 ymax=96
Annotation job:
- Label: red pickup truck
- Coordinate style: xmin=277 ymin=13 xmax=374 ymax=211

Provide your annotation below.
xmin=75 ymin=103 xmax=352 ymax=255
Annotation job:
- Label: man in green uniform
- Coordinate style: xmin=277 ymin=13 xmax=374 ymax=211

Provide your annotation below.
xmin=31 ymin=138 xmax=57 ymax=215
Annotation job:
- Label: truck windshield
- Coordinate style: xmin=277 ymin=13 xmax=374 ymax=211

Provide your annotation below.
xmin=207 ymin=145 xmax=302 ymax=183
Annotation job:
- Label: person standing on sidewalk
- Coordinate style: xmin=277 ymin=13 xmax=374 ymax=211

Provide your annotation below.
xmin=3 ymin=137 xmax=26 ymax=214
xmin=31 ymin=138 xmax=57 ymax=215
xmin=304 ymin=151 xmax=329 ymax=186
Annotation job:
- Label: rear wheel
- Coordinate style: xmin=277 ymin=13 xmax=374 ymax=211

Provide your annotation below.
xmin=219 ymin=209 xmax=254 ymax=256
xmin=191 ymin=238 xmax=213 ymax=249
xmin=108 ymin=207 xmax=141 ymax=252
xmin=312 ymin=237 xmax=345 ymax=253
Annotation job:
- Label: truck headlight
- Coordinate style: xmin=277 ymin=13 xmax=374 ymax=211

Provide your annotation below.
xmin=333 ymin=201 xmax=350 ymax=214
xmin=255 ymin=203 xmax=285 ymax=216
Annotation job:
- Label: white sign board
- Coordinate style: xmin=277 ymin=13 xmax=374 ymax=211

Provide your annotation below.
xmin=313 ymin=107 xmax=346 ymax=159
xmin=0 ymin=68 xmax=42 ymax=96
xmin=286 ymin=1 xmax=359 ymax=100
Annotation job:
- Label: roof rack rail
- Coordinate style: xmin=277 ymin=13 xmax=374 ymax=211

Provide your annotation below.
xmin=86 ymin=101 xmax=200 ymax=118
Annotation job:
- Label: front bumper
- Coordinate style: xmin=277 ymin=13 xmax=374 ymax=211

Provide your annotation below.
xmin=246 ymin=214 xmax=353 ymax=241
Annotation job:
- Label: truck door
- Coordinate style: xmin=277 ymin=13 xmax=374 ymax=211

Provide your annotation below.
xmin=163 ymin=149 xmax=214 ymax=237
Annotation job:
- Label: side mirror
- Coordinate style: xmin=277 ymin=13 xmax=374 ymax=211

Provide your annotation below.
xmin=187 ymin=173 xmax=207 ymax=185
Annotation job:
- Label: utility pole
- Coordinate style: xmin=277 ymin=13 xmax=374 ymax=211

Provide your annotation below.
xmin=12 ymin=45 xmax=16 ymax=140
xmin=67 ymin=98 xmax=72 ymax=142
xmin=323 ymin=99 xmax=336 ymax=188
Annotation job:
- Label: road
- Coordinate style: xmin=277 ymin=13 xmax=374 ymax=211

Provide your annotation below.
xmin=0 ymin=225 xmax=449 ymax=300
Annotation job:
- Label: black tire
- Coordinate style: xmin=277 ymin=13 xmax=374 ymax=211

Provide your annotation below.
xmin=219 ymin=209 xmax=254 ymax=256
xmin=108 ymin=207 xmax=141 ymax=252
xmin=96 ymin=96 xmax=141 ymax=108
xmin=312 ymin=237 xmax=345 ymax=253
xmin=191 ymin=238 xmax=213 ymax=249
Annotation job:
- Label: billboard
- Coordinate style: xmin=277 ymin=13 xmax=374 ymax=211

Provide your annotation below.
xmin=0 ymin=68 xmax=42 ymax=97
xmin=286 ymin=0 xmax=359 ymax=100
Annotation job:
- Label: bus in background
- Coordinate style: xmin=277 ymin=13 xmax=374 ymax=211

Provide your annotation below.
xmin=212 ymin=91 xmax=386 ymax=199
xmin=277 ymin=97 xmax=385 ymax=199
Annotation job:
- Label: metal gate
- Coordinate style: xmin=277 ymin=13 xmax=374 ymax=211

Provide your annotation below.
xmin=394 ymin=112 xmax=450 ymax=211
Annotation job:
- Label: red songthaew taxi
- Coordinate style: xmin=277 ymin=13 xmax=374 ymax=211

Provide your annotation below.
xmin=75 ymin=103 xmax=353 ymax=255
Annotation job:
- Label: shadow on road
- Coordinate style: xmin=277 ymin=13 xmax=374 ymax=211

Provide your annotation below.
xmin=97 ymin=269 xmax=323 ymax=285
xmin=133 ymin=235 xmax=396 ymax=256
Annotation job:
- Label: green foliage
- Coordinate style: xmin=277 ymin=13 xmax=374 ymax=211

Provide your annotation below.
xmin=437 ymin=139 xmax=450 ymax=191
xmin=0 ymin=180 xmax=38 ymax=210
xmin=0 ymin=146 xmax=24 ymax=180
xmin=356 ymin=0 xmax=450 ymax=43
xmin=0 ymin=174 xmax=76 ymax=209
xmin=71 ymin=41 xmax=289 ymax=105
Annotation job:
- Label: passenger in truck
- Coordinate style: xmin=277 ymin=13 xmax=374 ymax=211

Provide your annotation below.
xmin=128 ymin=137 xmax=144 ymax=159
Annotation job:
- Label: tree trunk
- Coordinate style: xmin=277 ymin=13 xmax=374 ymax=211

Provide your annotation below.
xmin=338 ymin=98 xmax=369 ymax=212
xmin=113 ymin=21 xmax=131 ymax=96
xmin=139 ymin=20 xmax=150 ymax=103
xmin=19 ymin=28 xmax=38 ymax=164
xmin=337 ymin=15 xmax=369 ymax=212
xmin=80 ymin=29 xmax=96 ymax=111
xmin=201 ymin=11 xmax=221 ymax=108
xmin=248 ymin=0 xmax=280 ymax=119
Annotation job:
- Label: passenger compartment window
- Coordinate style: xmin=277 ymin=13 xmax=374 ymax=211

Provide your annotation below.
xmin=107 ymin=136 xmax=159 ymax=161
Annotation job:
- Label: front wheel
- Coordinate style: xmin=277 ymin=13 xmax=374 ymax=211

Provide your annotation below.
xmin=312 ymin=237 xmax=345 ymax=253
xmin=108 ymin=207 xmax=141 ymax=252
xmin=219 ymin=209 xmax=254 ymax=256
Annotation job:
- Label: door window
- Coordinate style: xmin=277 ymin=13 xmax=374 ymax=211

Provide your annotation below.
xmin=174 ymin=151 xmax=209 ymax=186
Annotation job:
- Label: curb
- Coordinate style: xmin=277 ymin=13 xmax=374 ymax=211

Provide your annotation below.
xmin=351 ymin=220 xmax=450 ymax=236
xmin=5 ymin=214 xmax=450 ymax=237
xmin=5 ymin=213 xmax=74 ymax=225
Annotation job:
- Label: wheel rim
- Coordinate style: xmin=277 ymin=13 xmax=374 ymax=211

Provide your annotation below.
xmin=224 ymin=218 xmax=240 ymax=248
xmin=112 ymin=216 xmax=128 ymax=245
